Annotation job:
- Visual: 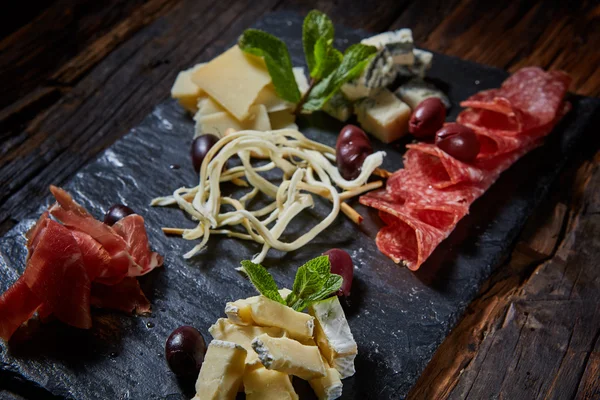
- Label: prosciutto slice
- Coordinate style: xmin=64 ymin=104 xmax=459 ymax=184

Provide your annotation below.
xmin=360 ymin=67 xmax=571 ymax=270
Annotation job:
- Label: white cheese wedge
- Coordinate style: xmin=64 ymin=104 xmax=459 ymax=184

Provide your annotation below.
xmin=341 ymin=48 xmax=397 ymax=101
xmin=194 ymin=340 xmax=247 ymax=400
xmin=355 ymin=88 xmax=411 ymax=144
xmin=396 ymin=48 xmax=433 ymax=78
xmin=192 ymin=46 xmax=271 ymax=120
xmin=251 ymin=334 xmax=326 ymax=380
xmin=308 ymin=296 xmax=358 ymax=379
xmin=243 ymin=360 xmax=299 ymax=400
xmin=269 ymin=110 xmax=298 ymax=130
xmin=225 ymin=295 xmax=314 ymax=341
xmin=323 ymin=92 xmax=353 ymax=122
xmin=209 ymin=318 xmax=285 ymax=363
xmin=171 ymin=63 xmax=206 ymax=113
xmin=361 ymin=29 xmax=414 ymax=65
xmin=395 ymin=78 xmax=450 ymax=109
xmin=195 ymin=104 xmax=271 ymax=138
xmin=309 ymin=361 xmax=343 ymax=400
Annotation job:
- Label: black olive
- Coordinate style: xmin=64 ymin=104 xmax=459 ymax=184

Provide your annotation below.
xmin=104 ymin=204 xmax=135 ymax=226
xmin=165 ymin=326 xmax=207 ymax=378
xmin=336 ymin=125 xmax=373 ymax=180
xmin=191 ymin=134 xmax=220 ymax=173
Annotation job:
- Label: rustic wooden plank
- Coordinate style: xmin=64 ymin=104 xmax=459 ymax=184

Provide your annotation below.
xmin=0 ymin=0 xmax=282 ymax=232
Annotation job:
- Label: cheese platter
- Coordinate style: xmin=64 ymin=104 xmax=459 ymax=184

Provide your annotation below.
xmin=1 ymin=10 xmax=599 ymax=400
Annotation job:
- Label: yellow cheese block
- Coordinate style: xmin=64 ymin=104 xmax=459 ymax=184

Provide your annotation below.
xmin=309 ymin=357 xmax=343 ymax=400
xmin=243 ymin=360 xmax=299 ymax=400
xmin=197 ymin=97 xmax=226 ymax=116
xmin=192 ymin=46 xmax=271 ymax=120
xmin=171 ymin=63 xmax=205 ymax=113
xmin=251 ymin=334 xmax=326 ymax=381
xmin=194 ymin=340 xmax=247 ymax=400
xmin=225 ymin=295 xmax=314 ymax=341
xmin=209 ymin=318 xmax=285 ymax=363
xmin=355 ymin=89 xmax=411 ymax=143
xmin=195 ymin=104 xmax=271 ymax=138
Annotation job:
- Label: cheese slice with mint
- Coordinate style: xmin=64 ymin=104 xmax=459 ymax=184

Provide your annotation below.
xmin=193 ymin=340 xmax=247 ymax=400
xmin=308 ymin=296 xmax=358 ymax=379
xmin=225 ymin=295 xmax=314 ymax=341
xmin=251 ymin=334 xmax=326 ymax=380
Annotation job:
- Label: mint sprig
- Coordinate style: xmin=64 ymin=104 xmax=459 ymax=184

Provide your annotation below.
xmin=239 ymin=256 xmax=342 ymax=311
xmin=303 ymin=10 xmax=337 ymax=80
xmin=240 ymin=260 xmax=285 ymax=304
xmin=238 ymin=29 xmax=301 ymax=104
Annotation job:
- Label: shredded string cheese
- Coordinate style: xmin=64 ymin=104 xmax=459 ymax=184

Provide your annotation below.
xmin=152 ymin=129 xmax=385 ymax=263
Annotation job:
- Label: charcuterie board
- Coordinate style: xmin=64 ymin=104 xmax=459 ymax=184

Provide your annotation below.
xmin=1 ymin=11 xmax=599 ymax=400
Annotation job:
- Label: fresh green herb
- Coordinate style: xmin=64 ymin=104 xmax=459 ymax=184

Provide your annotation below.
xmin=238 ymin=29 xmax=301 ymax=103
xmin=240 ymin=255 xmax=342 ymax=311
xmin=240 ymin=260 xmax=285 ymax=304
xmin=302 ymin=43 xmax=377 ymax=112
xmin=312 ymin=38 xmax=343 ymax=81
xmin=302 ymin=10 xmax=336 ymax=80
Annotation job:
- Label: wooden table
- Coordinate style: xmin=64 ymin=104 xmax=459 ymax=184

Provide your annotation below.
xmin=1 ymin=1 xmax=599 ymax=398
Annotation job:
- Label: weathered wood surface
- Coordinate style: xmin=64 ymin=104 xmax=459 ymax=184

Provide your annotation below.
xmin=1 ymin=0 xmax=599 ymax=398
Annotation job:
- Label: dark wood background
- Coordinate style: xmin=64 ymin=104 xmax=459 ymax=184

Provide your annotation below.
xmin=1 ymin=1 xmax=599 ymax=399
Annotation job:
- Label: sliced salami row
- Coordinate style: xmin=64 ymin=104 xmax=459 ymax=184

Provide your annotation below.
xmin=360 ymin=67 xmax=571 ymax=270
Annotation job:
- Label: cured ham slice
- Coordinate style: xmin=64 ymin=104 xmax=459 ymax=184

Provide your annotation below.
xmin=0 ymin=187 xmax=163 ymax=341
xmin=113 ymin=215 xmax=164 ymax=277
xmin=360 ymin=67 xmax=571 ymax=270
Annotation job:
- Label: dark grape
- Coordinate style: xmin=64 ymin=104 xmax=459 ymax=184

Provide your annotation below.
xmin=165 ymin=326 xmax=207 ymax=378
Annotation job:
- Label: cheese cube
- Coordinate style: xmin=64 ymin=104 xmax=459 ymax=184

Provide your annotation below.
xmin=195 ymin=104 xmax=271 ymax=138
xmin=192 ymin=46 xmax=271 ymax=120
xmin=225 ymin=295 xmax=314 ymax=341
xmin=251 ymin=334 xmax=326 ymax=380
xmin=309 ymin=362 xmax=343 ymax=400
xmin=209 ymin=318 xmax=284 ymax=363
xmin=361 ymin=29 xmax=415 ymax=65
xmin=396 ymin=49 xmax=433 ymax=78
xmin=355 ymin=89 xmax=411 ymax=143
xmin=243 ymin=360 xmax=299 ymax=400
xmin=194 ymin=340 xmax=247 ymax=400
xmin=323 ymin=92 xmax=353 ymax=122
xmin=171 ymin=63 xmax=205 ymax=113
xmin=308 ymin=296 xmax=358 ymax=379
xmin=395 ymin=78 xmax=450 ymax=110
xmin=341 ymin=48 xmax=396 ymax=100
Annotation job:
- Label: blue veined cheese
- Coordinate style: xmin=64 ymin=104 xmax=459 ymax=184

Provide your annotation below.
xmin=323 ymin=92 xmax=353 ymax=122
xmin=395 ymin=78 xmax=451 ymax=109
xmin=396 ymin=48 xmax=433 ymax=78
xmin=355 ymin=89 xmax=411 ymax=144
xmin=341 ymin=48 xmax=396 ymax=100
xmin=361 ymin=29 xmax=414 ymax=66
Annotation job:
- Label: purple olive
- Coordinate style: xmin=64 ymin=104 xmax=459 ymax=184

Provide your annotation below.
xmin=165 ymin=326 xmax=207 ymax=378
xmin=435 ymin=123 xmax=481 ymax=163
xmin=104 ymin=204 xmax=135 ymax=226
xmin=409 ymin=98 xmax=446 ymax=138
xmin=191 ymin=134 xmax=220 ymax=173
xmin=324 ymin=248 xmax=354 ymax=296
xmin=336 ymin=125 xmax=373 ymax=180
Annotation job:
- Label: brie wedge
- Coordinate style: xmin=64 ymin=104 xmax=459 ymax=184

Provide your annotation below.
xmin=252 ymin=334 xmax=326 ymax=380
xmin=308 ymin=296 xmax=358 ymax=379
xmin=194 ymin=340 xmax=247 ymax=400
xmin=225 ymin=295 xmax=314 ymax=341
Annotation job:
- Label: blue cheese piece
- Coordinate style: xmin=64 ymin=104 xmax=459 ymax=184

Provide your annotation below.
xmin=361 ymin=29 xmax=414 ymax=65
xmin=308 ymin=296 xmax=358 ymax=379
xmin=323 ymin=92 xmax=353 ymax=122
xmin=251 ymin=334 xmax=326 ymax=380
xmin=395 ymin=78 xmax=451 ymax=109
xmin=194 ymin=340 xmax=247 ymax=400
xmin=341 ymin=48 xmax=396 ymax=100
xmin=396 ymin=48 xmax=433 ymax=78
xmin=355 ymin=89 xmax=411 ymax=144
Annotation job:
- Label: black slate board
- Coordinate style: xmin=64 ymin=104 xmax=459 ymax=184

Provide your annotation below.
xmin=1 ymin=11 xmax=599 ymax=400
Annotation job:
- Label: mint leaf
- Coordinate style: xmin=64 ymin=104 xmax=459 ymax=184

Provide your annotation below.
xmin=240 ymin=260 xmax=285 ymax=304
xmin=302 ymin=43 xmax=377 ymax=112
xmin=303 ymin=10 xmax=335 ymax=78
xmin=286 ymin=255 xmax=332 ymax=310
xmin=312 ymin=38 xmax=343 ymax=80
xmin=239 ymin=29 xmax=301 ymax=103
xmin=292 ymin=274 xmax=342 ymax=311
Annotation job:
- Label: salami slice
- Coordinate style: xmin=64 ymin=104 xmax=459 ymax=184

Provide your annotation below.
xmin=360 ymin=67 xmax=570 ymax=270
